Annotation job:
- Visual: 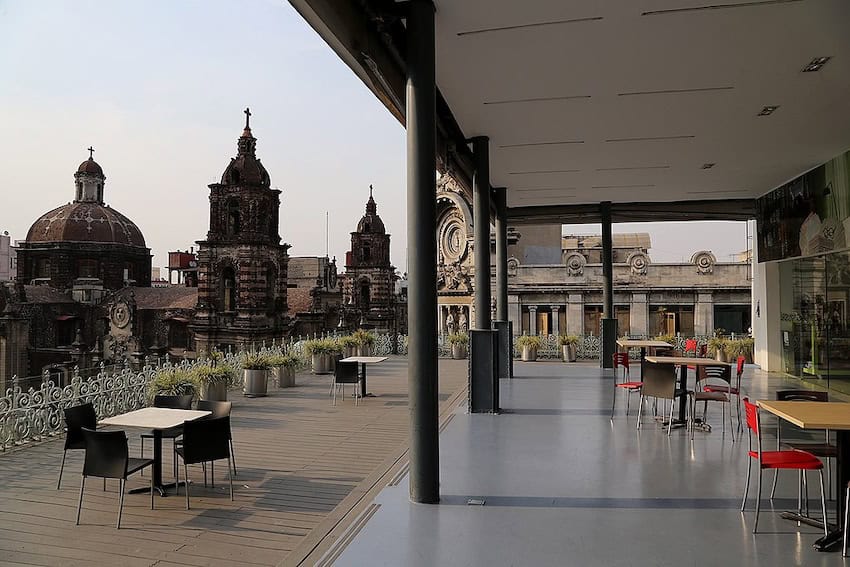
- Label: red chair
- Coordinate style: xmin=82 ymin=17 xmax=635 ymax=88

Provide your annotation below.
xmin=740 ymin=398 xmax=827 ymax=535
xmin=610 ymin=353 xmax=641 ymax=419
xmin=704 ymin=356 xmax=745 ymax=429
xmin=684 ymin=339 xmax=698 ymax=356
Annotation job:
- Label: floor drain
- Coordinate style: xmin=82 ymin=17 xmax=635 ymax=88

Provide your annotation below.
xmin=467 ymin=498 xmax=486 ymax=506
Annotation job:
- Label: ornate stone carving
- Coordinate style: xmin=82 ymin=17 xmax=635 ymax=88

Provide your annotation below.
xmin=507 ymin=257 xmax=519 ymax=277
xmin=627 ymin=251 xmax=649 ymax=276
xmin=565 ymin=253 xmax=586 ymax=276
xmin=690 ymin=251 xmax=716 ymax=275
xmin=437 ymin=260 xmax=471 ymax=291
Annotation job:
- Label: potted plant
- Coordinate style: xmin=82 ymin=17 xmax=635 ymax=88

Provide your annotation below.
xmin=446 ymin=332 xmax=469 ymax=359
xmin=559 ymin=335 xmax=579 ymax=362
xmin=339 ymin=335 xmax=359 ymax=358
xmin=147 ymin=367 xmax=198 ymax=403
xmin=741 ymin=337 xmax=755 ymax=364
xmin=305 ymin=338 xmax=334 ymax=374
xmin=193 ymin=364 xmax=234 ymax=401
xmin=352 ymin=329 xmax=376 ymax=357
xmin=266 ymin=353 xmax=300 ymax=387
xmin=241 ymin=352 xmax=271 ymax=397
xmin=517 ymin=335 xmax=543 ymax=362
xmin=708 ymin=337 xmax=728 ymax=362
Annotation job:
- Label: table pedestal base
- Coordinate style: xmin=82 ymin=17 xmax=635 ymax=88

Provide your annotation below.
xmin=129 ymin=479 xmax=191 ymax=497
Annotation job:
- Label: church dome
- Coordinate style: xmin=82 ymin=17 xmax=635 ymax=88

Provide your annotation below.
xmin=26 ymin=202 xmax=147 ymax=247
xmin=77 ymin=157 xmax=103 ymax=176
xmin=356 ymin=188 xmax=385 ymax=234
xmin=219 ymin=109 xmax=270 ymax=187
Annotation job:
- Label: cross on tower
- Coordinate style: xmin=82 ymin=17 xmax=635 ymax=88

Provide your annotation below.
xmin=244 ymin=107 xmax=251 ymax=128
xmin=88 ymin=146 xmax=95 ymax=159
xmin=369 ymin=184 xmax=373 ymax=198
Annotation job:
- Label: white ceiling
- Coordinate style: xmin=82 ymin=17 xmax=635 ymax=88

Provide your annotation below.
xmin=433 ymin=0 xmax=850 ymax=208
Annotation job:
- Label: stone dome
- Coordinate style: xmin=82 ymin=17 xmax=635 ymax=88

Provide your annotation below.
xmin=26 ymin=202 xmax=146 ymax=247
xmin=77 ymin=157 xmax=104 ymax=176
xmin=357 ymin=192 xmax=385 ymax=234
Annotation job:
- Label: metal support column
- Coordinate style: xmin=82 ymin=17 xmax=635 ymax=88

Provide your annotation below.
xmin=493 ymin=187 xmax=512 ymax=380
xmin=470 ymin=136 xmax=498 ymax=412
xmin=600 ymin=201 xmax=616 ymax=368
xmin=406 ymin=0 xmax=439 ymax=504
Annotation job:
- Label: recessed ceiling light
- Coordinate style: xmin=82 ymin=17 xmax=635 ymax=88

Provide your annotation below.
xmin=802 ymin=56 xmax=831 ymax=73
xmin=701 ymin=163 xmax=716 ymax=169
xmin=757 ymin=105 xmax=779 ymax=116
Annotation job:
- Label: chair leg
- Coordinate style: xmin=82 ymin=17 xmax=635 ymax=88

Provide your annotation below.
xmin=742 ymin=461 xmax=752 ymax=512
xmin=184 ymin=463 xmax=191 ymax=510
xmin=819 ymin=470 xmax=828 ymax=538
xmin=610 ymin=385 xmax=617 ymax=420
xmin=636 ymin=396 xmax=643 ymax=430
xmin=843 ymin=485 xmax=850 ymax=557
xmin=211 ymin=461 xmax=215 ymax=487
xmin=57 ymin=450 xmax=67 ymax=490
xmin=76 ymin=475 xmax=86 ymax=525
xmin=150 ymin=469 xmax=154 ymax=510
xmin=117 ymin=478 xmax=125 ymax=529
xmin=625 ymin=391 xmax=631 ymax=416
xmin=229 ymin=439 xmax=238 ymax=477
xmin=140 ymin=438 xmax=145 ymax=476
xmin=228 ymin=456 xmax=234 ymax=501
xmin=753 ymin=469 xmax=763 ymax=533
xmin=667 ymin=397 xmax=675 ymax=437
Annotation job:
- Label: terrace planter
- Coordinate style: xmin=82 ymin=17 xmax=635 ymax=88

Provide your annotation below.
xmin=562 ymin=344 xmax=577 ymax=362
xmin=343 ymin=345 xmax=357 ymax=358
xmin=243 ymin=369 xmax=269 ymax=397
xmin=200 ymin=382 xmax=228 ymax=402
xmin=451 ymin=344 xmax=468 ymax=360
xmin=521 ymin=346 xmax=538 ymax=362
xmin=312 ymin=353 xmax=332 ymax=375
xmin=357 ymin=344 xmax=373 ymax=357
xmin=271 ymin=366 xmax=296 ymax=388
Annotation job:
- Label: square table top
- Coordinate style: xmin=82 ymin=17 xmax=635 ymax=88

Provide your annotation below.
xmin=340 ymin=356 xmax=388 ymax=364
xmin=100 ymin=407 xmax=211 ymax=430
xmin=616 ymin=339 xmax=675 ymax=349
xmin=757 ymin=400 xmax=850 ymax=430
xmin=644 ymin=355 xmax=731 ymax=366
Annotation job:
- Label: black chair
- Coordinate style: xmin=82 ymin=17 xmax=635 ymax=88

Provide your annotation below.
xmin=333 ymin=361 xmax=361 ymax=406
xmin=140 ymin=394 xmax=193 ymax=478
xmin=175 ymin=416 xmax=234 ymax=510
xmin=76 ymin=428 xmax=154 ymax=528
xmin=636 ymin=362 xmax=686 ymax=436
xmin=195 ymin=400 xmax=237 ymax=477
xmin=58 ymin=403 xmax=97 ymax=490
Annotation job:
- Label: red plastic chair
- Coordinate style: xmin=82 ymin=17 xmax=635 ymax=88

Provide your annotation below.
xmin=740 ymin=398 xmax=827 ymax=534
xmin=610 ymin=353 xmax=641 ymax=419
xmin=684 ymin=339 xmax=698 ymax=356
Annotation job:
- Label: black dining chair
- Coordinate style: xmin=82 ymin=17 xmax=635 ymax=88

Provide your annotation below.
xmin=175 ymin=416 xmax=234 ymax=510
xmin=333 ymin=361 xmax=361 ymax=406
xmin=636 ymin=362 xmax=685 ymax=436
xmin=58 ymin=402 xmax=97 ymax=490
xmin=139 ymin=394 xmax=193 ymax=479
xmin=76 ymin=428 xmax=154 ymax=529
xmin=195 ymin=400 xmax=237 ymax=477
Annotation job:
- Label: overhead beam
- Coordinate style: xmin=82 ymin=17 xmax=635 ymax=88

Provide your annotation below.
xmin=506 ymin=199 xmax=756 ymax=225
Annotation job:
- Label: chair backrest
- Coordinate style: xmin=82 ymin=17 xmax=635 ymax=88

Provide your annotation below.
xmin=63 ymin=402 xmax=97 ymax=450
xmin=612 ymin=352 xmax=629 ymax=369
xmin=197 ymin=400 xmax=232 ymax=418
xmin=776 ymin=389 xmax=828 ymax=402
xmin=81 ymin=428 xmax=129 ymax=479
xmin=736 ymin=355 xmax=745 ymax=378
xmin=696 ymin=364 xmax=732 ymax=387
xmin=154 ymin=394 xmax=193 ymax=410
xmin=335 ymin=361 xmax=360 ymax=384
xmin=641 ymin=362 xmax=677 ymax=400
xmin=684 ymin=339 xmax=698 ymax=355
xmin=181 ymin=416 xmax=231 ymax=465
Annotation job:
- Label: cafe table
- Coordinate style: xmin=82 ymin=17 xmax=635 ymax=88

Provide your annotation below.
xmin=340 ymin=356 xmax=388 ymax=397
xmin=643 ymin=356 xmax=732 ymax=428
xmin=757 ymin=400 xmax=850 ymax=551
xmin=100 ymin=407 xmax=210 ymax=496
xmin=616 ymin=339 xmax=673 ymax=363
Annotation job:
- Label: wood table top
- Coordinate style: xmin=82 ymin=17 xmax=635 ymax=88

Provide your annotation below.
xmin=100 ymin=407 xmax=210 ymax=430
xmin=757 ymin=400 xmax=850 ymax=430
xmin=644 ymin=356 xmax=731 ymax=366
xmin=340 ymin=356 xmax=388 ymax=364
xmin=616 ymin=340 xmax=674 ymax=349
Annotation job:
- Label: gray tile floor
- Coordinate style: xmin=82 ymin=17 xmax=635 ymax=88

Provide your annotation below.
xmin=333 ymin=362 xmax=849 ymax=566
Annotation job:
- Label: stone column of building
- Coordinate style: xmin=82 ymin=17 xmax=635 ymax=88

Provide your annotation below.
xmin=508 ymin=294 xmax=521 ymax=336
xmin=0 ymin=314 xmax=30 ymax=391
xmin=567 ymin=293 xmax=583 ymax=336
xmin=630 ymin=292 xmax=649 ymax=336
xmin=694 ymin=292 xmax=715 ymax=336
xmin=528 ymin=305 xmax=538 ymax=335
xmin=551 ymin=305 xmax=561 ymax=336
xmin=600 ymin=201 xmax=616 ymax=368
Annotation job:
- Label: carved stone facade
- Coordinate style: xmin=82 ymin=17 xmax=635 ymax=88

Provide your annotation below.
xmin=192 ymin=112 xmax=290 ymax=352
xmin=340 ymin=188 xmax=397 ymax=333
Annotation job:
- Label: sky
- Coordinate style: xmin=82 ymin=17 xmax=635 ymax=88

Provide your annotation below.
xmin=0 ymin=0 xmax=749 ymax=273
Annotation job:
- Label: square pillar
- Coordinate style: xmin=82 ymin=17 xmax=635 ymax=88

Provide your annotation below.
xmin=694 ymin=292 xmax=714 ymax=336
xmin=567 ymin=293 xmax=583 ymax=336
xmin=528 ymin=305 xmax=538 ymax=335
xmin=630 ymin=292 xmax=648 ymax=336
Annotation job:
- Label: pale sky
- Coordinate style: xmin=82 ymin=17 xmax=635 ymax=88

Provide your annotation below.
xmin=0 ymin=0 xmax=749 ymax=273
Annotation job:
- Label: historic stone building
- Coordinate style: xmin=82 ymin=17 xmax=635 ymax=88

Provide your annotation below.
xmin=16 ymin=151 xmax=151 ymax=290
xmin=435 ymin=174 xmax=752 ymax=338
xmin=191 ymin=110 xmax=291 ymax=352
xmin=340 ymin=188 xmax=397 ymax=332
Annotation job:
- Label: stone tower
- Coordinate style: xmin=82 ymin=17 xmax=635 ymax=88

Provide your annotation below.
xmin=342 ymin=187 xmax=396 ymax=332
xmin=192 ymin=110 xmax=290 ymax=352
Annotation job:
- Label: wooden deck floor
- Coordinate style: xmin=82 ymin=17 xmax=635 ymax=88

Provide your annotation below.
xmin=0 ymin=357 xmax=468 ymax=566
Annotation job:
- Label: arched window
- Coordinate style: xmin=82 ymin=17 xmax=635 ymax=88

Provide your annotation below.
xmin=361 ymin=246 xmax=371 ymax=263
xmin=359 ymin=279 xmax=370 ymax=310
xmin=222 ymin=267 xmax=237 ymax=311
xmin=227 ymin=200 xmax=241 ymax=236
xmin=78 ymin=259 xmax=98 ymax=278
xmin=35 ymin=258 xmax=51 ymax=279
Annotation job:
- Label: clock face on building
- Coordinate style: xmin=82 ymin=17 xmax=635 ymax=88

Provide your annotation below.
xmin=111 ymin=300 xmax=131 ymax=329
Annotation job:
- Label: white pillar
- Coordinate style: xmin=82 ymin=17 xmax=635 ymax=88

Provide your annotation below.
xmin=629 ymin=292 xmax=648 ymax=336
xmin=528 ymin=305 xmax=538 ymax=335
xmin=551 ymin=305 xmax=561 ymax=336
xmin=694 ymin=292 xmax=714 ymax=336
xmin=567 ymin=293 xmax=583 ymax=336
xmin=752 ymin=232 xmax=783 ymax=371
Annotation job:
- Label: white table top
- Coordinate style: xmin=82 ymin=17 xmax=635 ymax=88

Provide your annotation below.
xmin=100 ymin=407 xmax=210 ymax=430
xmin=616 ymin=339 xmax=674 ymax=349
xmin=644 ymin=356 xmax=732 ymax=367
xmin=340 ymin=356 xmax=388 ymax=364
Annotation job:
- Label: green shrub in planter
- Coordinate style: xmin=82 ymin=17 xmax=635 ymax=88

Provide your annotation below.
xmin=516 ymin=335 xmax=543 ymax=361
xmin=447 ymin=332 xmax=469 ymax=359
xmin=241 ymin=352 xmax=271 ymax=370
xmin=241 ymin=352 xmax=271 ymax=397
xmin=558 ymin=335 xmax=579 ymax=362
xmin=266 ymin=353 xmax=301 ymax=387
xmin=352 ymin=329 xmax=376 ymax=356
xmin=655 ymin=334 xmax=676 ymax=346
xmin=193 ymin=364 xmax=234 ymax=401
xmin=148 ymin=368 xmax=198 ymax=403
xmin=305 ymin=339 xmax=338 ymax=374
xmin=339 ymin=335 xmax=359 ymax=357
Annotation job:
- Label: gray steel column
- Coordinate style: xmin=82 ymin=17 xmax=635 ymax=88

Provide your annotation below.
xmin=494 ymin=187 xmax=508 ymax=321
xmin=472 ymin=136 xmax=492 ymax=330
xmin=600 ymin=201 xmax=616 ymax=368
xmin=406 ymin=0 xmax=439 ymax=504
